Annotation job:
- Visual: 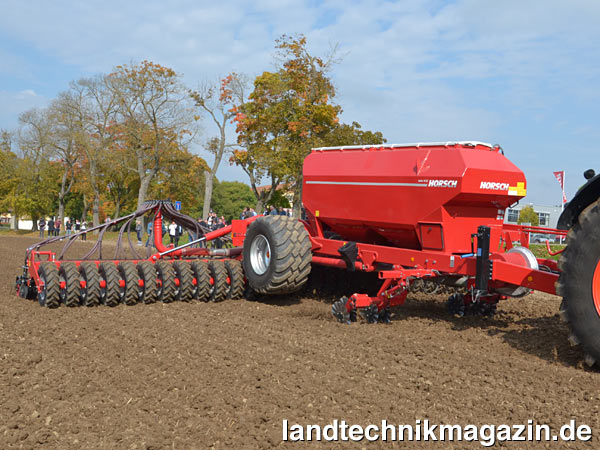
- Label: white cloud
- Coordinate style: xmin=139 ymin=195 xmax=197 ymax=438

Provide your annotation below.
xmin=0 ymin=0 xmax=598 ymax=201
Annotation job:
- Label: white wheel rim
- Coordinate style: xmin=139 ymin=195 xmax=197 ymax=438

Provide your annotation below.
xmin=250 ymin=234 xmax=271 ymax=275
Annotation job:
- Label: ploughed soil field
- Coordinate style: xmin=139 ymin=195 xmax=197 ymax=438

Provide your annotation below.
xmin=1 ymin=234 xmax=599 ymax=449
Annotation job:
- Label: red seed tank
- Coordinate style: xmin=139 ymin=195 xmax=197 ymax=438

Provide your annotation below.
xmin=302 ymin=142 xmax=527 ymax=253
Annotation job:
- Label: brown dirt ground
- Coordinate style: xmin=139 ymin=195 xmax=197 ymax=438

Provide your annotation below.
xmin=1 ymin=235 xmax=599 ymax=449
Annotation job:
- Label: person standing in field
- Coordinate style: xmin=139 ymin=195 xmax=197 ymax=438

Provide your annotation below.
xmin=38 ymin=217 xmax=46 ymax=238
xmin=145 ymin=221 xmax=154 ymax=248
xmin=169 ymin=221 xmax=178 ymax=245
xmin=81 ymin=221 xmax=87 ymax=241
xmin=47 ymin=217 xmax=55 ymax=237
xmin=135 ymin=219 xmax=143 ymax=245
xmin=54 ymin=218 xmax=61 ymax=236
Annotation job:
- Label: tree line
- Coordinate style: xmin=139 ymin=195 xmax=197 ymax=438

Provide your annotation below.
xmin=0 ymin=35 xmax=385 ymax=229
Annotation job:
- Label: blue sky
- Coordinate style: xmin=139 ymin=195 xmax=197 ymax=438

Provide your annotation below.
xmin=1 ymin=0 xmax=599 ymax=205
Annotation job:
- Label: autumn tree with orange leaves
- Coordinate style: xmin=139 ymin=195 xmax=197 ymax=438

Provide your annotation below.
xmin=233 ymin=35 xmax=341 ymax=214
xmin=233 ymin=35 xmax=385 ymax=215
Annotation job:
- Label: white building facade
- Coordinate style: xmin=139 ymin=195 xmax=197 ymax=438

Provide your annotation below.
xmin=503 ymin=203 xmax=563 ymax=229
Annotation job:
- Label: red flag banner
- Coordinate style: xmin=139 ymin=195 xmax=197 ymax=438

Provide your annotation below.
xmin=553 ymin=171 xmax=567 ymax=203
xmin=553 ymin=171 xmax=564 ymax=189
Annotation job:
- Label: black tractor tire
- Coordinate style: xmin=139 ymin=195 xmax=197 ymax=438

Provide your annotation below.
xmin=224 ymin=259 xmax=245 ymax=300
xmin=38 ymin=262 xmax=60 ymax=308
xmin=156 ymin=261 xmax=176 ymax=303
xmin=79 ymin=262 xmax=100 ymax=306
xmin=58 ymin=262 xmax=81 ymax=307
xmin=117 ymin=261 xmax=140 ymax=306
xmin=242 ymin=215 xmax=311 ymax=294
xmin=99 ymin=262 xmax=120 ymax=307
xmin=190 ymin=260 xmax=211 ymax=302
xmin=208 ymin=260 xmax=228 ymax=302
xmin=557 ymin=198 xmax=600 ymax=366
xmin=137 ymin=261 xmax=157 ymax=304
xmin=172 ymin=260 xmax=194 ymax=302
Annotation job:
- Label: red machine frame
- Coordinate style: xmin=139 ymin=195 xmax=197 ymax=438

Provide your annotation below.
xmin=303 ymin=213 xmax=566 ymax=314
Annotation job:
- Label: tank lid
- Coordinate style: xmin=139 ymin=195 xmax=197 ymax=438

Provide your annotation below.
xmin=312 ymin=141 xmax=494 ymax=151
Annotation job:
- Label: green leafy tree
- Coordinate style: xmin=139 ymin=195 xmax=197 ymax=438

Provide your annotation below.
xmin=211 ymin=181 xmax=256 ymax=222
xmin=65 ymin=192 xmax=84 ymax=221
xmin=518 ymin=205 xmax=539 ymax=226
xmin=148 ymin=150 xmax=209 ymax=218
xmin=14 ymin=110 xmax=62 ymax=229
xmin=322 ymin=121 xmax=386 ymax=147
xmin=0 ymin=130 xmax=21 ymax=227
xmin=102 ymin=141 xmax=140 ymax=220
xmin=266 ymin=188 xmax=291 ymax=209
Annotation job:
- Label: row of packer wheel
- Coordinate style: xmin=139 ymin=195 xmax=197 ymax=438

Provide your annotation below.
xmin=35 ymin=259 xmax=245 ymax=308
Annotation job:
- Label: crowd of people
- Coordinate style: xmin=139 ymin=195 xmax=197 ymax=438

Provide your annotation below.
xmin=264 ymin=206 xmax=292 ymax=216
xmin=241 ymin=206 xmax=291 ymax=218
xmin=38 ymin=217 xmax=87 ymax=240
xmin=142 ymin=210 xmax=226 ymax=249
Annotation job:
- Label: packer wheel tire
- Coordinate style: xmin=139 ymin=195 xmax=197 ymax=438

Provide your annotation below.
xmin=156 ymin=261 xmax=176 ymax=303
xmin=118 ymin=262 xmax=140 ymax=306
xmin=59 ymin=262 xmax=81 ymax=307
xmin=99 ymin=262 xmax=120 ymax=307
xmin=172 ymin=261 xmax=194 ymax=302
xmin=207 ymin=260 xmax=227 ymax=302
xmin=79 ymin=262 xmax=100 ymax=306
xmin=137 ymin=261 xmax=157 ymax=304
xmin=224 ymin=259 xmax=245 ymax=299
xmin=190 ymin=260 xmax=210 ymax=302
xmin=242 ymin=215 xmax=311 ymax=294
xmin=557 ymin=198 xmax=600 ymax=366
xmin=38 ymin=262 xmax=60 ymax=308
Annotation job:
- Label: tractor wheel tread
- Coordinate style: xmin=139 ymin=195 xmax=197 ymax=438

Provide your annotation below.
xmin=137 ymin=261 xmax=157 ymax=304
xmin=59 ymin=262 xmax=81 ymax=307
xmin=79 ymin=262 xmax=100 ymax=306
xmin=118 ymin=261 xmax=139 ymax=306
xmin=208 ymin=260 xmax=228 ymax=302
xmin=156 ymin=261 xmax=176 ymax=303
xmin=190 ymin=260 xmax=211 ymax=302
xmin=173 ymin=261 xmax=194 ymax=302
xmin=38 ymin=262 xmax=60 ymax=308
xmin=99 ymin=262 xmax=120 ymax=307
xmin=224 ymin=259 xmax=245 ymax=300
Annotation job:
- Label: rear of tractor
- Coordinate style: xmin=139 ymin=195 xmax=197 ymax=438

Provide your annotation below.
xmin=555 ymin=170 xmax=600 ymax=366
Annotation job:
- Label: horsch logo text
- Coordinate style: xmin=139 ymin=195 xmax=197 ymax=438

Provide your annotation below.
xmin=480 ymin=181 xmax=510 ymax=191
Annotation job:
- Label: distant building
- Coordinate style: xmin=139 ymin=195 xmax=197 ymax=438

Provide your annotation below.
xmin=504 ymin=203 xmax=563 ymax=229
xmin=0 ymin=214 xmax=33 ymax=230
